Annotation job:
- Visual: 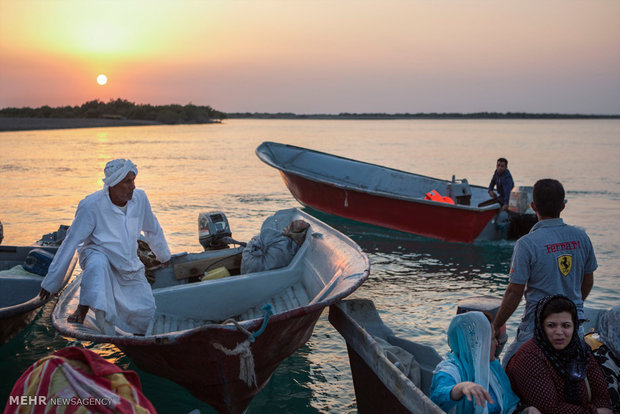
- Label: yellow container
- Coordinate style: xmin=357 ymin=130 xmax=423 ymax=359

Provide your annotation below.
xmin=201 ymin=266 xmax=230 ymax=281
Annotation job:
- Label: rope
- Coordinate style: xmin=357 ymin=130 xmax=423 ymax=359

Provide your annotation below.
xmin=252 ymin=304 xmax=273 ymax=338
xmin=212 ymin=340 xmax=257 ymax=387
xmin=212 ymin=304 xmax=274 ymax=388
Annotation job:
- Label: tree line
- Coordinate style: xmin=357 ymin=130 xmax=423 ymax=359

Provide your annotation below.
xmin=0 ymin=99 xmax=227 ymax=124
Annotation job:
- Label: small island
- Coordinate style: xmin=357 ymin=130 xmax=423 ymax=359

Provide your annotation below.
xmin=0 ymin=99 xmax=226 ymax=131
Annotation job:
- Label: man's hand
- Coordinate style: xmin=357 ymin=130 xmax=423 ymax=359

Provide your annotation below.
xmin=488 ymin=190 xmax=496 ymax=199
xmin=39 ymin=288 xmax=51 ymax=301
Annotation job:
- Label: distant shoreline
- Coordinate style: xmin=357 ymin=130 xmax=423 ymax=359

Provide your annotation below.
xmin=1 ymin=113 xmax=618 ymax=132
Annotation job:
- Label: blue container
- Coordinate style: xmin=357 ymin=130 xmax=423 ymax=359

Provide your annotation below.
xmin=23 ymin=248 xmax=55 ymax=276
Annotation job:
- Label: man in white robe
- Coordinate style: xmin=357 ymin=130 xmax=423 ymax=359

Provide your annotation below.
xmin=39 ymin=159 xmax=171 ymax=334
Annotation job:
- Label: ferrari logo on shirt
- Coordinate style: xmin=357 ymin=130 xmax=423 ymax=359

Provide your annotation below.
xmin=558 ymin=254 xmax=573 ymax=276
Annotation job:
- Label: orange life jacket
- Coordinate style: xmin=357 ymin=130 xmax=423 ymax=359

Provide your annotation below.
xmin=424 ymin=190 xmax=455 ymax=204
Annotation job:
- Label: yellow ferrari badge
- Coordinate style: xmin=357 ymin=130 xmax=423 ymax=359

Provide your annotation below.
xmin=558 ymin=254 xmax=573 ymax=276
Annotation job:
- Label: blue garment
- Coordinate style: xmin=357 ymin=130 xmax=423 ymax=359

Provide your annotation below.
xmin=431 ymin=359 xmax=520 ymax=414
xmin=430 ymin=312 xmax=521 ymax=414
xmin=488 ymin=169 xmax=514 ymax=205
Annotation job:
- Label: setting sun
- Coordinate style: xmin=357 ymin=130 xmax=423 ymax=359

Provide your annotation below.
xmin=96 ymin=74 xmax=108 ymax=85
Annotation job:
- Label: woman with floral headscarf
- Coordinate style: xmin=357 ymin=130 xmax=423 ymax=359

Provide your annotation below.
xmin=506 ymin=295 xmax=612 ymax=413
xmin=430 ymin=311 xmax=535 ymax=414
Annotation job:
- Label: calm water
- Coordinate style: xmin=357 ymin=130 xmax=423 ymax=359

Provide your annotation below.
xmin=1 ymin=119 xmax=619 ymax=412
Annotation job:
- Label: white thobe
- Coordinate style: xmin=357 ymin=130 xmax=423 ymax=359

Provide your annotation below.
xmin=41 ymin=188 xmax=171 ymax=334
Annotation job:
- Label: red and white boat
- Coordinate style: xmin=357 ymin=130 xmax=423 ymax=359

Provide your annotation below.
xmin=257 ymin=141 xmax=529 ymax=243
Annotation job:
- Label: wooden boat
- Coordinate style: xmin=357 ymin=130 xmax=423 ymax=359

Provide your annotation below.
xmin=256 ymin=141 xmax=536 ymax=243
xmin=0 ymin=226 xmax=77 ymax=345
xmin=52 ymin=208 xmax=370 ymax=414
xmin=329 ymin=299 xmax=444 ymax=413
xmin=329 ymin=298 xmax=608 ymax=414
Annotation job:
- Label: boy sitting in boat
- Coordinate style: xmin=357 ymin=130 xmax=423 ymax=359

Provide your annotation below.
xmin=488 ymin=157 xmax=514 ymax=210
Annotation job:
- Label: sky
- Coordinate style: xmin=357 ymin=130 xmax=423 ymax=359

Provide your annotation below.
xmin=1 ymin=0 xmax=619 ymax=114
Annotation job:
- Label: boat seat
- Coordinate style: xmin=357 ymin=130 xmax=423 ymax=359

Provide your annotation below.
xmin=146 ymin=281 xmax=311 ymax=335
xmin=238 ymin=281 xmax=310 ymax=321
xmin=145 ymin=314 xmax=212 ymax=336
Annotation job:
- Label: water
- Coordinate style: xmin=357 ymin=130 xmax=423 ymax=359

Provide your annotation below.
xmin=1 ymin=119 xmax=619 ymax=412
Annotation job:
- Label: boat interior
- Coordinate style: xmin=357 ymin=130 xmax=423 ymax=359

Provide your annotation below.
xmin=146 ymin=233 xmax=317 ymax=335
xmin=0 ymin=246 xmax=54 ymax=309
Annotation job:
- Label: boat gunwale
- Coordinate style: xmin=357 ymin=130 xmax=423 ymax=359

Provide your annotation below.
xmin=256 ymin=141 xmax=499 ymax=213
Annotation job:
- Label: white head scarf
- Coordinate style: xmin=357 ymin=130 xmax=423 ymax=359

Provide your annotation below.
xmin=103 ymin=159 xmax=138 ymax=188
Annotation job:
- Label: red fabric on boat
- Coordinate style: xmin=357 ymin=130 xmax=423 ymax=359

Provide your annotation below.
xmin=4 ymin=346 xmax=156 ymax=414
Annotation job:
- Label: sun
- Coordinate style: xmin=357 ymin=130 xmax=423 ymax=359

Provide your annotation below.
xmin=96 ymin=74 xmax=108 ymax=86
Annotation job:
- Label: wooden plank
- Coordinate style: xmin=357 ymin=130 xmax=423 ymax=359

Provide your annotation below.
xmin=173 ymin=252 xmax=242 ymax=280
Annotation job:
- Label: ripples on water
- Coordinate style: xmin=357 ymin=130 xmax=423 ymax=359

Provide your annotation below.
xmin=1 ymin=120 xmax=618 ymax=412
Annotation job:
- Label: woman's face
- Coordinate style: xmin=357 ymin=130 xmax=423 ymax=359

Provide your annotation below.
xmin=543 ymin=311 xmax=574 ymax=350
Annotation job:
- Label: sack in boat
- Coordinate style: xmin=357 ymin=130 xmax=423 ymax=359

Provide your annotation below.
xmin=375 ymin=336 xmax=422 ymax=388
xmin=137 ymin=239 xmax=160 ymax=284
xmin=241 ymin=227 xmax=299 ymax=274
xmin=283 ymin=219 xmax=310 ymax=246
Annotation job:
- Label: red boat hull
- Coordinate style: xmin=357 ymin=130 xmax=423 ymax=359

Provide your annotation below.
xmin=120 ymin=308 xmax=322 ymax=414
xmin=280 ymin=172 xmax=498 ymax=243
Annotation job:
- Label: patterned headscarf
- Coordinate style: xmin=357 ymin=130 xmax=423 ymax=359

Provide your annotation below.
xmin=103 ymin=159 xmax=138 ymax=188
xmin=534 ymin=295 xmax=590 ymax=405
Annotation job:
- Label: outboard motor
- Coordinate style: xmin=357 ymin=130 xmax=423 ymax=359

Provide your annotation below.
xmin=37 ymin=225 xmax=69 ymax=246
xmin=508 ymin=186 xmax=534 ymax=215
xmin=198 ymin=211 xmax=246 ymax=250
xmin=506 ymin=186 xmax=538 ymax=239
xmin=456 ymin=296 xmax=507 ymax=359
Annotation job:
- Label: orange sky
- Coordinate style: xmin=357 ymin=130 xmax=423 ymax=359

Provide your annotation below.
xmin=1 ymin=0 xmax=619 ymax=114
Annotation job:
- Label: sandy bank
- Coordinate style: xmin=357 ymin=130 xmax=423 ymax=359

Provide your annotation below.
xmin=0 ymin=117 xmax=162 ymax=132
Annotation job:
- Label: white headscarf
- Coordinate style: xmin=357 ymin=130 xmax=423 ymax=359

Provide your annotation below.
xmin=103 ymin=159 xmax=138 ymax=188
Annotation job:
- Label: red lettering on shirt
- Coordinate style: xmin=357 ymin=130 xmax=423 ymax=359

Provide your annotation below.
xmin=544 ymin=241 xmax=581 ymax=254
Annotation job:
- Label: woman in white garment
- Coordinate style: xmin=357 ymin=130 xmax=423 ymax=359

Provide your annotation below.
xmin=39 ymin=159 xmax=170 ymax=334
xmin=430 ymin=311 xmax=539 ymax=414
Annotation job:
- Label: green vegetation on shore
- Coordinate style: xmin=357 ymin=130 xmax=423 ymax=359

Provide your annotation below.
xmin=0 ymin=99 xmax=226 ymax=124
